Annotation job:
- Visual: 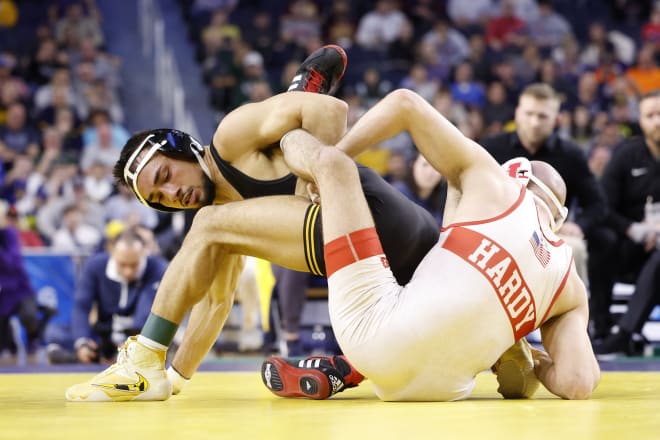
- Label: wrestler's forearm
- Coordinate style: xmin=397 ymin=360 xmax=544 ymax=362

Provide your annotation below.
xmin=171 ymin=299 xmax=231 ymax=379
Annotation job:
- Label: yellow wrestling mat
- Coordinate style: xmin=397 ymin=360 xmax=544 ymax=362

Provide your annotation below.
xmin=1 ymin=371 xmax=659 ymax=439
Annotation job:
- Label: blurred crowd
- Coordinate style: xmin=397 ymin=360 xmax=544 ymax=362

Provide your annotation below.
xmin=1 ymin=0 xmax=660 ymax=362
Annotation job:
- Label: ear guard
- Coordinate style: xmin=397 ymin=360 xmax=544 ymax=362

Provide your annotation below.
xmin=123 ymin=129 xmax=212 ymax=212
xmin=502 ymin=157 xmax=568 ymax=231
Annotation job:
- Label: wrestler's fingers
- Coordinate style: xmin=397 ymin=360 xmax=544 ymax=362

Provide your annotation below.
xmin=307 ymin=182 xmax=320 ymax=205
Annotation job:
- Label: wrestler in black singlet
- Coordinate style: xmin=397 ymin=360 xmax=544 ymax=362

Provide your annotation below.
xmin=210 ymin=145 xmax=439 ymax=284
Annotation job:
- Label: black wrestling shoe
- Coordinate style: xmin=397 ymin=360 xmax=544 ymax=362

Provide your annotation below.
xmin=287 ymin=45 xmax=347 ymax=95
xmin=261 ymin=355 xmax=363 ymax=400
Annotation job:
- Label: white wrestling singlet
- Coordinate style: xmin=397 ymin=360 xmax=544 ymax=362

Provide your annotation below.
xmin=325 ymin=187 xmax=573 ymax=401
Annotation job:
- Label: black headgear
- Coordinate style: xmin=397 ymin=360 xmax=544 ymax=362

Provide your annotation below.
xmin=123 ymin=129 xmax=211 ymax=212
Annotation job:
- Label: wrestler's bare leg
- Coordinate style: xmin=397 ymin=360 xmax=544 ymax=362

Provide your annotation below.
xmin=159 ymin=195 xmax=317 ymax=377
xmin=281 ymin=131 xmax=374 ymax=242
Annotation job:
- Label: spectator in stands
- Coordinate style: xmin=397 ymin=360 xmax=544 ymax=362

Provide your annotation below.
xmin=199 ymin=8 xmax=241 ymax=64
xmin=354 ymin=0 xmax=407 ymax=51
xmin=0 ymin=198 xmax=43 ymax=356
xmin=399 ymin=63 xmax=438 ymax=103
xmin=354 ymin=67 xmax=392 ymax=108
xmin=232 ymin=50 xmax=271 ymax=109
xmin=580 ymin=21 xmax=636 ymax=69
xmin=50 ymin=202 xmax=102 ymax=253
xmin=405 ymin=0 xmax=441 ymax=39
xmin=104 ymin=183 xmax=159 ymax=231
xmin=69 ymin=37 xmax=121 ymax=91
xmin=244 ymin=11 xmax=278 ymax=67
xmin=280 ymin=0 xmax=322 ymax=51
xmin=485 ymin=0 xmax=528 ymax=53
xmin=594 ymin=90 xmax=660 ymax=355
xmin=482 ymin=81 xmax=515 ymax=135
xmin=387 ymin=18 xmax=416 ymax=72
xmin=625 ymin=43 xmax=660 ymax=97
xmin=641 ymin=4 xmax=660 ymax=49
xmin=33 ymin=67 xmax=77 ymax=113
xmin=54 ymin=2 xmax=103 ymax=49
xmin=35 ymin=84 xmax=81 ymax=130
xmin=503 ymin=0 xmax=540 ymax=23
xmin=80 ymin=118 xmax=119 ymax=172
xmin=480 ymin=83 xmax=612 ymax=339
xmin=445 ymin=0 xmax=493 ymax=36
xmin=322 ymin=0 xmax=356 ymax=49
xmin=587 ymin=144 xmax=612 ymax=179
xmin=23 ymin=38 xmax=66 ymax=87
xmin=50 ymin=227 xmax=168 ymax=364
xmin=81 ymin=160 xmax=113 ymax=203
xmin=420 ymin=20 xmax=470 ymax=75
xmin=513 ymin=42 xmax=542 ymax=85
xmin=527 ymin=0 xmax=573 ymax=52
xmin=392 ymin=152 xmax=446 ymax=226
xmin=36 ymin=168 xmax=106 ymax=246
xmin=0 ymin=101 xmax=40 ymax=166
xmin=81 ymin=109 xmax=129 ymax=150
xmin=432 ymin=87 xmax=468 ymax=128
xmin=449 ymin=61 xmax=486 ymax=109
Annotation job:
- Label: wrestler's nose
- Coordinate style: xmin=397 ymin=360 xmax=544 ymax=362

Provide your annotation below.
xmin=161 ymin=183 xmax=180 ymax=203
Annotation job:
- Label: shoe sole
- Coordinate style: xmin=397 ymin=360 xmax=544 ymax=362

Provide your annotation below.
xmin=261 ymin=356 xmax=331 ymax=399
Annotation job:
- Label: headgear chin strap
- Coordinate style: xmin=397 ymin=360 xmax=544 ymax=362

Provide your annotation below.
xmin=502 ymin=157 xmax=568 ymax=232
xmin=123 ymin=129 xmax=212 ymax=212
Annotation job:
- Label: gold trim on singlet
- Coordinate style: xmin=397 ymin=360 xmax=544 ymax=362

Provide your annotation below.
xmin=304 ymin=203 xmax=323 ymax=276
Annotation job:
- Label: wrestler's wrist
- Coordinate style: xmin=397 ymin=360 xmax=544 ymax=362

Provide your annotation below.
xmin=167 ymin=365 xmax=190 ymax=395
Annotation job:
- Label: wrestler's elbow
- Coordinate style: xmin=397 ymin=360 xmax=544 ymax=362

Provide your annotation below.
xmin=557 ymin=370 xmax=600 ymax=400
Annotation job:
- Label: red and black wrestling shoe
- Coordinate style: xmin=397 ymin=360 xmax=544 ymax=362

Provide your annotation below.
xmin=287 ymin=45 xmax=347 ymax=95
xmin=261 ymin=355 xmax=364 ymax=400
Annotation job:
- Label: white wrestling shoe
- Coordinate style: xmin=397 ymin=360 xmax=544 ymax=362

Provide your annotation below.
xmin=65 ymin=336 xmax=172 ymax=402
xmin=492 ymin=338 xmax=541 ymax=399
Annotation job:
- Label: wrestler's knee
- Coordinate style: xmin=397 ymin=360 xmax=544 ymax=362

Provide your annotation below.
xmin=316 ymin=147 xmax=355 ymax=178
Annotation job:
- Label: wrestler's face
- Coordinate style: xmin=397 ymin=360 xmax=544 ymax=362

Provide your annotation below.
xmin=515 ymin=96 xmax=560 ymax=149
xmin=640 ymin=95 xmax=660 ymax=148
xmin=134 ymin=152 xmax=215 ymax=209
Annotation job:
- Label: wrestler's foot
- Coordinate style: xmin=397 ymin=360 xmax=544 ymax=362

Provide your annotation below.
xmin=65 ymin=336 xmax=171 ymax=402
xmin=492 ymin=338 xmax=540 ymax=399
xmin=288 ymin=45 xmax=347 ymax=95
xmin=261 ymin=355 xmax=364 ymax=400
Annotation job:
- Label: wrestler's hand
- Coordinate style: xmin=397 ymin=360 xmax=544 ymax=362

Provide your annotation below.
xmin=307 ymin=182 xmax=320 ymax=205
xmin=76 ymin=339 xmax=99 ymax=364
xmin=531 ymin=346 xmax=553 ymax=384
xmin=167 ymin=366 xmax=190 ymax=395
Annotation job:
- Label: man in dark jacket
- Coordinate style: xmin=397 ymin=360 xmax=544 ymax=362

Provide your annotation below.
xmin=594 ymin=90 xmax=660 ymax=355
xmin=71 ymin=227 xmax=168 ymax=363
xmin=481 ymin=83 xmax=613 ymax=339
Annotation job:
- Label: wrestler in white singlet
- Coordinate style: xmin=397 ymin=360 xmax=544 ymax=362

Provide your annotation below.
xmin=326 ymin=186 xmax=573 ymax=402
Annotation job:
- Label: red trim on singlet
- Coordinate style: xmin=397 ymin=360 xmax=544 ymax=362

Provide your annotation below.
xmin=442 ymin=227 xmax=538 ymax=340
xmin=538 ymin=255 xmax=573 ymax=325
xmin=440 ymin=186 xmax=527 ymax=233
xmin=324 ymin=227 xmax=384 ymax=277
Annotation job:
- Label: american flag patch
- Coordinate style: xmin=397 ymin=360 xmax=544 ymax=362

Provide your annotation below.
xmin=529 ymin=231 xmax=551 ymax=267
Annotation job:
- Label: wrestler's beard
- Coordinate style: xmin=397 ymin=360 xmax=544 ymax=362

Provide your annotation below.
xmin=201 ymin=172 xmax=217 ymax=206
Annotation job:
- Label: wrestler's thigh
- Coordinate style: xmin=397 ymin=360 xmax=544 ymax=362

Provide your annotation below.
xmin=190 ymin=195 xmax=312 ymax=272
